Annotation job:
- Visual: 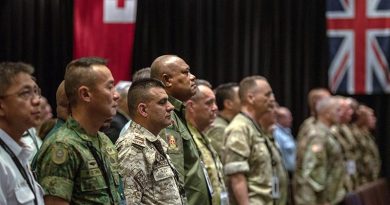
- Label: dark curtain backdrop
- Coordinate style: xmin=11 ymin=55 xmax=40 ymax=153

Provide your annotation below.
xmin=0 ymin=0 xmax=73 ymax=108
xmin=1 ymin=0 xmax=389 ymax=179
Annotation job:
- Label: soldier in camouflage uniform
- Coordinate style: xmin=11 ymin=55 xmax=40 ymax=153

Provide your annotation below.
xmin=186 ymin=80 xmax=229 ymax=205
xmin=205 ymin=82 xmax=240 ymax=159
xmin=224 ymin=76 xmax=281 ymax=205
xmin=116 ymin=79 xmax=185 ymax=204
xmin=297 ymin=88 xmax=331 ymax=142
xmin=34 ymin=57 xmax=121 ymax=205
xmin=258 ymin=102 xmax=289 ymax=205
xmin=330 ymin=97 xmax=360 ymax=192
xmin=151 ymin=55 xmax=212 ymax=205
xmin=353 ymin=105 xmax=381 ymax=185
xmin=294 ymin=97 xmax=346 ymax=205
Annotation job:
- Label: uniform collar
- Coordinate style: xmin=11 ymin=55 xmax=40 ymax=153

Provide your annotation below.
xmin=0 ymin=128 xmax=33 ymax=164
xmin=168 ymin=96 xmax=185 ymax=113
xmin=130 ymin=121 xmax=159 ymax=142
xmin=66 ymin=116 xmax=102 ymax=142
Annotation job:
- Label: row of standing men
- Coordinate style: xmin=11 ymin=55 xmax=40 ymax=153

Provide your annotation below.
xmin=0 ymin=55 xmax=381 ymax=205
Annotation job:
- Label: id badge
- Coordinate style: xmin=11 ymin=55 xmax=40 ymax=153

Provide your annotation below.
xmin=220 ymin=191 xmax=229 ymax=205
xmin=200 ymin=160 xmax=214 ymax=195
xmin=271 ymin=175 xmax=280 ymax=199
xmin=346 ymin=160 xmax=356 ymax=175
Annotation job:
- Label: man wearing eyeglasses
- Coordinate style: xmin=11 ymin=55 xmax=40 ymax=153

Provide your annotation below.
xmin=0 ymin=62 xmax=45 ymax=205
xmin=34 ymin=57 xmax=122 ymax=205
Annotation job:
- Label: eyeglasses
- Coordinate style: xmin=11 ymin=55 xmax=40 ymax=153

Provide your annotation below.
xmin=0 ymin=87 xmax=42 ymax=100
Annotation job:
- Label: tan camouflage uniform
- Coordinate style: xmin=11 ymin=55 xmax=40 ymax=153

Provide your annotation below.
xmin=188 ymin=123 xmax=229 ymax=205
xmin=116 ymin=121 xmax=185 ymax=205
xmin=34 ymin=117 xmax=121 ymax=204
xmin=330 ymin=124 xmax=360 ymax=192
xmin=204 ymin=115 xmax=230 ymax=159
xmin=351 ymin=125 xmax=381 ymax=185
xmin=223 ymin=113 xmax=288 ymax=205
xmin=296 ymin=116 xmax=316 ymax=142
xmin=294 ymin=122 xmax=346 ymax=205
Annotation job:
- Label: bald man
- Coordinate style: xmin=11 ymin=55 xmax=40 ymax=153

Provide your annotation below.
xmin=151 ymin=55 xmax=212 ymax=205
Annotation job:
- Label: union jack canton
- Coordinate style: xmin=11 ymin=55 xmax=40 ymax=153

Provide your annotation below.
xmin=327 ymin=0 xmax=390 ymax=94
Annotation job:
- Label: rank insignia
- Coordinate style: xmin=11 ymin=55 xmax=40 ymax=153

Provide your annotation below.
xmin=167 ymin=135 xmax=177 ymax=149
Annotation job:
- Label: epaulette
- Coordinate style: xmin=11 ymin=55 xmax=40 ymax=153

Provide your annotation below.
xmin=131 ymin=134 xmax=146 ymax=149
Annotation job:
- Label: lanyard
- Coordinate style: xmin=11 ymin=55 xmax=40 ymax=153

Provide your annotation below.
xmin=72 ymin=129 xmax=115 ymax=205
xmin=0 ymin=138 xmax=38 ymax=205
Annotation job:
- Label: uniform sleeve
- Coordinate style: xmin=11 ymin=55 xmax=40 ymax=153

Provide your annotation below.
xmin=205 ymin=126 xmax=225 ymax=158
xmin=223 ymin=127 xmax=251 ymax=175
xmin=117 ymin=140 xmax=148 ymax=204
xmin=37 ymin=142 xmax=78 ymax=201
xmin=302 ymin=137 xmax=327 ymax=202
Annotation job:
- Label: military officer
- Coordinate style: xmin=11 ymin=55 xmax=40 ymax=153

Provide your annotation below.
xmin=185 ymin=80 xmax=229 ymax=205
xmin=34 ymin=57 xmax=121 ymax=205
xmin=205 ymin=82 xmax=240 ymax=159
xmin=116 ymin=78 xmax=185 ymax=204
xmin=294 ymin=97 xmax=346 ymax=205
xmin=150 ymin=55 xmax=212 ymax=205
xmin=223 ymin=76 xmax=280 ymax=205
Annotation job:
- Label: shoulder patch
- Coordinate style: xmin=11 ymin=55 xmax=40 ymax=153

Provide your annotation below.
xmin=51 ymin=145 xmax=68 ymax=164
xmin=131 ymin=135 xmax=146 ymax=148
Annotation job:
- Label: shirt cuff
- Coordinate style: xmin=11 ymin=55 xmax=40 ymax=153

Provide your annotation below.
xmin=41 ymin=176 xmax=74 ymax=201
xmin=224 ymin=161 xmax=249 ymax=175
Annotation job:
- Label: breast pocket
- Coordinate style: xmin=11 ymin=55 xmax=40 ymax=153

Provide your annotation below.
xmin=14 ymin=181 xmax=35 ymax=204
xmin=80 ymin=168 xmax=108 ymax=192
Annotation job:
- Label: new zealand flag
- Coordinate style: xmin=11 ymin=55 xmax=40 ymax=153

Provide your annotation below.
xmin=327 ymin=0 xmax=390 ymax=94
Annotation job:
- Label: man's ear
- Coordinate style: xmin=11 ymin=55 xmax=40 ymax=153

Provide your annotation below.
xmin=185 ymin=100 xmax=194 ymax=113
xmin=247 ymin=92 xmax=255 ymax=105
xmin=162 ymin=74 xmax=172 ymax=88
xmin=79 ymin=86 xmax=91 ymax=103
xmin=138 ymin=103 xmax=148 ymax=118
xmin=224 ymin=99 xmax=233 ymax=110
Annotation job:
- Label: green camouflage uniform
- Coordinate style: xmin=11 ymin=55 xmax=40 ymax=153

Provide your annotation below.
xmin=204 ymin=115 xmax=230 ymax=159
xmin=352 ymin=125 xmax=381 ymax=185
xmin=294 ymin=122 xmax=346 ymax=205
xmin=160 ymin=96 xmax=212 ymax=205
xmin=330 ymin=124 xmax=360 ymax=192
xmin=34 ymin=117 xmax=121 ymax=204
xmin=188 ymin=123 xmax=229 ymax=205
xmin=223 ymin=113 xmax=288 ymax=205
xmin=116 ymin=121 xmax=185 ymax=205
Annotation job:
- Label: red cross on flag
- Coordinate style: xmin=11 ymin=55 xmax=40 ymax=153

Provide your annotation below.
xmin=73 ymin=0 xmax=137 ymax=82
xmin=327 ymin=0 xmax=390 ymax=94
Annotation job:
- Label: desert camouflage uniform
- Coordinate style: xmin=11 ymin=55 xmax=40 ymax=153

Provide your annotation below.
xmin=188 ymin=123 xmax=229 ymax=205
xmin=223 ymin=113 xmax=288 ymax=205
xmin=294 ymin=121 xmax=346 ymax=205
xmin=204 ymin=115 xmax=230 ymax=159
xmin=116 ymin=121 xmax=185 ymax=205
xmin=34 ymin=117 xmax=121 ymax=205
xmin=160 ymin=96 xmax=212 ymax=205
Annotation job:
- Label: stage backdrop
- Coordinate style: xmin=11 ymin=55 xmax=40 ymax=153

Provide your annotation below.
xmin=0 ymin=0 xmax=389 ymax=179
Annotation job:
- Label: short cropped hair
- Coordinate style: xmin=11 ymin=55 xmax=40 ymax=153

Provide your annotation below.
xmin=316 ymin=96 xmax=338 ymax=115
xmin=239 ymin=75 xmax=266 ymax=101
xmin=127 ymin=78 xmax=166 ymax=117
xmin=64 ymin=57 xmax=107 ymax=106
xmin=132 ymin=67 xmax=151 ymax=82
xmin=215 ymin=82 xmax=238 ymax=111
xmin=0 ymin=62 xmax=34 ymax=95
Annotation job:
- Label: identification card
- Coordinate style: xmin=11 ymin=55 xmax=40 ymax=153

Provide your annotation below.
xmin=271 ymin=175 xmax=280 ymax=199
xmin=200 ymin=160 xmax=214 ymax=195
xmin=346 ymin=160 xmax=356 ymax=175
xmin=220 ymin=191 xmax=229 ymax=205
